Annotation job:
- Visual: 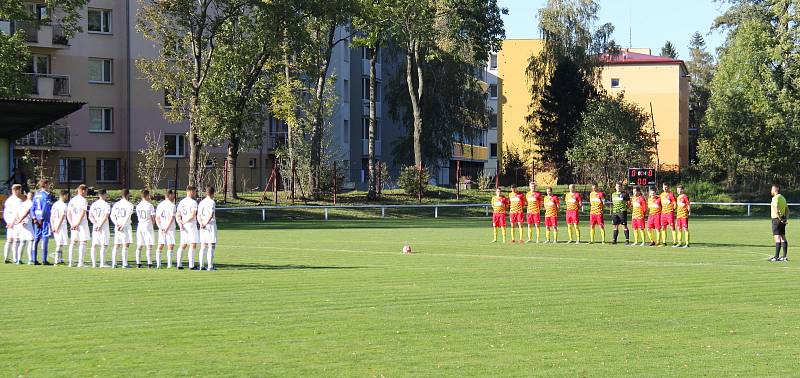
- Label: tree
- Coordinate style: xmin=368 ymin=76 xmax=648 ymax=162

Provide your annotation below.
xmin=525 ymin=0 xmax=618 ymax=181
xmin=686 ymin=32 xmax=714 ymax=161
xmin=137 ymin=131 xmax=166 ymax=191
xmin=0 ymin=0 xmax=87 ymax=97
xmin=659 ymin=40 xmax=678 ymax=58
xmin=137 ymin=0 xmax=249 ymax=187
xmin=387 ymin=0 xmax=506 ymax=169
xmin=567 ymin=93 xmax=655 ymax=187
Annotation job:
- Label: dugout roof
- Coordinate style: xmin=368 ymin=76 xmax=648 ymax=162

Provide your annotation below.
xmin=0 ymin=97 xmax=85 ymax=139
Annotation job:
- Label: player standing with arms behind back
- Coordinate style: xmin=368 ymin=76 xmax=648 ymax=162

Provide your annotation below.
xmin=15 ymin=192 xmax=34 ymax=264
xmin=176 ymin=186 xmax=200 ymax=269
xmin=565 ymin=184 xmax=582 ymax=244
xmin=89 ymin=190 xmax=111 ymax=267
xmin=630 ymin=187 xmax=647 ymax=246
xmin=588 ymin=183 xmax=606 ymax=244
xmin=198 ymin=187 xmax=217 ymax=270
xmin=110 ymin=189 xmax=134 ymax=268
xmin=49 ymin=190 xmax=69 ymax=265
xmin=135 ymin=190 xmax=156 ymax=268
xmin=770 ymin=184 xmax=788 ymax=262
xmin=156 ymin=190 xmax=177 ymax=269
xmin=660 ymin=183 xmax=678 ymax=247
xmin=611 ymin=182 xmax=631 ymax=245
xmin=507 ymin=185 xmax=526 ymax=243
xmin=543 ymin=187 xmax=560 ymax=243
xmin=490 ymin=187 xmax=509 ymax=243
xmin=675 ymin=185 xmax=691 ymax=248
xmin=3 ymin=184 xmax=22 ymax=263
xmin=31 ymin=179 xmax=53 ymax=264
xmin=647 ymin=188 xmax=662 ymax=246
xmin=67 ymin=185 xmax=89 ymax=267
xmin=526 ymin=182 xmax=543 ymax=243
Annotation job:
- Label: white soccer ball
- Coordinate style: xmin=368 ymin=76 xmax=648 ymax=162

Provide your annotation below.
xmin=402 ymin=245 xmax=412 ymax=254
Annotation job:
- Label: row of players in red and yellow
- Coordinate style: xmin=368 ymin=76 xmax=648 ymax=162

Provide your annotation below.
xmin=490 ymin=182 xmax=692 ymax=247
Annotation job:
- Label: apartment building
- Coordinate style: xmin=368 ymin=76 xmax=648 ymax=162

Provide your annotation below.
xmin=4 ymin=1 xmax=416 ymax=190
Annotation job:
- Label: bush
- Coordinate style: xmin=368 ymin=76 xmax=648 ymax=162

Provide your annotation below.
xmin=477 ymin=171 xmax=492 ymax=190
xmin=398 ymin=166 xmax=430 ymax=197
xmin=682 ymin=181 xmax=734 ymax=203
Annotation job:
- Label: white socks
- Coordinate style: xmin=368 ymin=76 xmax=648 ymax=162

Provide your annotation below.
xmin=167 ymin=247 xmax=173 ymax=268
xmin=176 ymin=245 xmax=184 ymax=268
xmin=198 ymin=245 xmax=205 ymax=269
xmin=156 ymin=249 xmax=161 ymax=269
xmin=111 ymin=245 xmax=118 ymax=266
xmin=3 ymin=239 xmax=11 ymax=261
xmin=77 ymin=243 xmax=86 ymax=267
xmin=187 ymin=245 xmax=195 ymax=268
xmin=145 ymin=247 xmax=152 ymax=265
xmin=90 ymin=244 xmax=97 ymax=267
xmin=206 ymin=244 xmax=215 ymax=269
xmin=122 ymin=247 xmax=129 ymax=267
xmin=68 ymin=242 xmax=74 ymax=266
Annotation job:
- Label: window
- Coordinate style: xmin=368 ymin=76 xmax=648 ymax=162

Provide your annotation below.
xmin=361 ymin=118 xmax=380 ymax=140
xmin=88 ymin=58 xmax=112 ymax=83
xmin=88 ymin=8 xmax=111 ymax=33
xmin=361 ymin=78 xmax=381 ymax=101
xmin=89 ymin=107 xmax=113 ymax=132
xmin=96 ymin=159 xmax=119 ymax=182
xmin=31 ymin=4 xmax=49 ymax=21
xmin=58 ymin=158 xmax=84 ymax=182
xmin=342 ymin=40 xmax=349 ymax=62
xmin=490 ymin=53 xmax=498 ymax=69
xmin=163 ymin=89 xmax=173 ymax=108
xmin=488 ymin=112 xmax=497 ymax=129
xmin=490 ymin=143 xmax=498 ymax=158
xmin=488 ymin=84 xmax=498 ymax=99
xmin=164 ymin=134 xmax=186 ymax=157
xmin=342 ymin=79 xmax=349 ymax=102
xmin=611 ymin=78 xmax=620 ymax=88
xmin=248 ymin=158 xmax=257 ymax=168
xmin=361 ymin=47 xmax=369 ymax=60
xmin=343 ymin=119 xmax=349 ymax=144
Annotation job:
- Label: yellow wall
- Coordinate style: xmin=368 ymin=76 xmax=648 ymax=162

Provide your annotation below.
xmin=497 ymin=40 xmax=544 ymax=165
xmin=495 ymin=39 xmax=689 ymax=170
xmin=600 ymin=64 xmax=689 ymax=168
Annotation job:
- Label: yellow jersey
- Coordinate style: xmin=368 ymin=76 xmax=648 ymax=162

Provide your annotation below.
xmin=676 ymin=194 xmax=690 ymax=219
xmin=491 ymin=196 xmax=508 ymax=214
xmin=526 ymin=191 xmax=542 ymax=214
xmin=589 ymin=191 xmax=604 ymax=215
xmin=648 ymin=196 xmax=662 ymax=216
xmin=544 ymin=195 xmax=560 ymax=217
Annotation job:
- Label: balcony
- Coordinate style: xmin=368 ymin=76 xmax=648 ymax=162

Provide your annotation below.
xmin=16 ymin=125 xmax=71 ymax=149
xmin=266 ymin=131 xmax=288 ymax=151
xmin=453 ymin=143 xmax=489 ymax=162
xmin=10 ymin=21 xmax=69 ymax=48
xmin=361 ymin=99 xmax=382 ymax=116
xmin=26 ymin=73 xmax=70 ymax=98
xmin=361 ymin=59 xmax=382 ymax=79
xmin=361 ymin=139 xmax=381 ymax=156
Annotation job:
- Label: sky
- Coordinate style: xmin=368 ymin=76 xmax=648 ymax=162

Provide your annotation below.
xmin=498 ymin=0 xmax=731 ymax=57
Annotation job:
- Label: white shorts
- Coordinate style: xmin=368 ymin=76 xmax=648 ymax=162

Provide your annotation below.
xmin=200 ymin=224 xmax=217 ymax=244
xmin=92 ymin=226 xmax=110 ymax=246
xmin=136 ymin=226 xmax=155 ymax=246
xmin=114 ymin=225 xmax=132 ymax=245
xmin=5 ymin=226 xmax=17 ymax=240
xmin=52 ymin=225 xmax=68 ymax=245
xmin=180 ymin=224 xmax=199 ymax=245
xmin=15 ymin=224 xmax=34 ymax=241
xmin=70 ymin=224 xmax=90 ymax=242
xmin=158 ymin=229 xmax=176 ymax=246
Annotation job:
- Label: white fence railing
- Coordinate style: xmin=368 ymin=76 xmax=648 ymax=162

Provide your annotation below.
xmin=218 ymin=202 xmax=800 ymax=221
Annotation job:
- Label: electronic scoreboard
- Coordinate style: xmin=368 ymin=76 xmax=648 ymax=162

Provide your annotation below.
xmin=628 ymin=168 xmax=656 ymax=187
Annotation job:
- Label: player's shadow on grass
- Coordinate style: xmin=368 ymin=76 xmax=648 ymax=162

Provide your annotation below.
xmin=214 ymin=263 xmax=367 ymax=271
xmin=691 ymin=242 xmax=770 ymax=249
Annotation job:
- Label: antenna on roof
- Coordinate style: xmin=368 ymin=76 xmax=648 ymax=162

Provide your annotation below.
xmin=628 ymin=0 xmax=633 ymax=48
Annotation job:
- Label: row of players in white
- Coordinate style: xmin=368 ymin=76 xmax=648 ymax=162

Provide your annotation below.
xmin=3 ymin=188 xmax=217 ymax=270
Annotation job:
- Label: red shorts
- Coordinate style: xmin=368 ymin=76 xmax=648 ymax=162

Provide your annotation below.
xmin=492 ymin=213 xmax=506 ymax=227
xmin=509 ymin=212 xmax=524 ymax=224
xmin=676 ymin=217 xmax=689 ymax=229
xmin=647 ymin=215 xmax=661 ymax=230
xmin=566 ymin=210 xmax=579 ymax=225
xmin=632 ymin=218 xmax=645 ymax=230
xmin=526 ymin=213 xmax=541 ymax=226
xmin=545 ymin=216 xmax=558 ymax=227
xmin=589 ymin=214 xmax=604 ymax=226
xmin=660 ymin=213 xmax=675 ymax=228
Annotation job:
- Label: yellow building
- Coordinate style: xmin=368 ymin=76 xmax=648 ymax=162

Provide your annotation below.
xmin=494 ymin=41 xmax=690 ymax=174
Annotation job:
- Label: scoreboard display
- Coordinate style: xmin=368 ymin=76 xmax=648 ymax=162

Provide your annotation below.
xmin=628 ymin=168 xmax=656 ymax=187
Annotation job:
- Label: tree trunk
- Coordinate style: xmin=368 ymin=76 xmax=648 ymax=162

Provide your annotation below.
xmin=188 ymin=94 xmax=201 ymax=188
xmin=405 ymin=41 xmax=424 ymax=169
xmin=309 ymin=24 xmax=337 ymax=199
xmin=226 ymin=137 xmax=240 ymax=199
xmin=367 ymin=45 xmax=379 ymax=200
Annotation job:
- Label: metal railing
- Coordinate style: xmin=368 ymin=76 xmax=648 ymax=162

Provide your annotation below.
xmin=217 ymin=202 xmax=800 ymax=221
xmin=24 ymin=73 xmax=70 ymax=96
xmin=16 ymin=125 xmax=71 ymax=148
xmin=11 ymin=20 xmax=38 ymax=42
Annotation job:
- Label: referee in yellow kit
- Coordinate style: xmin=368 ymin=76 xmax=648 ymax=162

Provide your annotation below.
xmin=770 ymin=184 xmax=788 ymax=262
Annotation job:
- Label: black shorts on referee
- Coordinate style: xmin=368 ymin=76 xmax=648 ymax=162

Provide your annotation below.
xmin=772 ymin=218 xmax=787 ymax=236
xmin=612 ymin=212 xmax=627 ymax=226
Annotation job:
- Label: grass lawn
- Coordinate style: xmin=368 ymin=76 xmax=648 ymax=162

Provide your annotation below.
xmin=1 ymin=216 xmax=798 ymax=376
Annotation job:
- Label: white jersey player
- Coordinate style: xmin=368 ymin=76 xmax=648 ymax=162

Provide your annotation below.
xmin=110 ymin=189 xmax=134 ymax=268
xmin=155 ymin=190 xmax=177 ymax=269
xmin=135 ymin=190 xmax=156 ymax=268
xmin=15 ymin=192 xmax=34 ymax=264
xmin=176 ymin=186 xmax=199 ymax=270
xmin=88 ymin=190 xmax=111 ymax=268
xmin=49 ymin=190 xmax=69 ymax=265
xmin=66 ymin=185 xmax=90 ymax=267
xmin=3 ymin=184 xmax=22 ymax=263
xmin=198 ymin=186 xmax=217 ymax=271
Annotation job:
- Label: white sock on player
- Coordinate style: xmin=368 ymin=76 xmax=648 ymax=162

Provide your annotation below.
xmin=3 ymin=239 xmax=11 ymax=261
xmin=188 ymin=245 xmax=194 ymax=268
xmin=90 ymin=244 xmax=98 ymax=267
xmin=167 ymin=247 xmax=173 ymax=268
xmin=99 ymin=245 xmax=107 ymax=267
xmin=77 ymin=243 xmax=86 ymax=267
xmin=146 ymin=247 xmax=152 ymax=265
xmin=207 ymin=244 xmax=215 ymax=269
xmin=198 ymin=244 xmax=205 ymax=269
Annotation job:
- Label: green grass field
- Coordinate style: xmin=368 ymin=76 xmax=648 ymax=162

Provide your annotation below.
xmin=1 ymin=216 xmax=798 ymax=376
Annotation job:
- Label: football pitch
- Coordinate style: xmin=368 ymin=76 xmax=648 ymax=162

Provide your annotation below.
xmin=1 ymin=217 xmax=798 ymax=376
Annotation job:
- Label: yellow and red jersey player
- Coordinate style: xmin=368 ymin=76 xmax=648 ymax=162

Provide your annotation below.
xmin=588 ymin=183 xmax=606 ymax=244
xmin=508 ymin=185 xmax=526 ymax=243
xmin=647 ymin=188 xmax=662 ymax=246
xmin=676 ymin=185 xmax=691 ymax=248
xmin=526 ymin=182 xmax=543 ymax=243
xmin=543 ymin=187 xmax=560 ymax=243
xmin=565 ymin=184 xmax=582 ymax=243
xmin=630 ymin=187 xmax=648 ymax=246
xmin=660 ymin=183 xmax=678 ymax=246
xmin=490 ymin=187 xmax=510 ymax=243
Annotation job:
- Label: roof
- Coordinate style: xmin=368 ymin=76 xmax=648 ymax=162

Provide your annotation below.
xmin=601 ymin=50 xmax=688 ymax=74
xmin=0 ymin=97 xmax=85 ymax=139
